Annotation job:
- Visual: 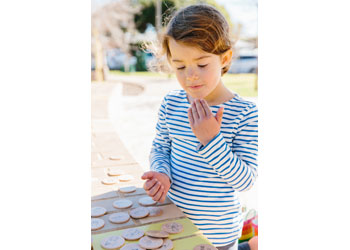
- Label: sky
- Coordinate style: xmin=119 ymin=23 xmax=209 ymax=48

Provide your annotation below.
xmin=216 ymin=0 xmax=257 ymax=37
xmin=92 ymin=0 xmax=258 ymax=37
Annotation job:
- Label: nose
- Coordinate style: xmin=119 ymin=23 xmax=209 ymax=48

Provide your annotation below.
xmin=185 ymin=68 xmax=199 ymax=81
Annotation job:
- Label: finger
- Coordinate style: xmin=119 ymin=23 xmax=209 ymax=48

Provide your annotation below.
xmin=188 ymin=108 xmax=194 ymax=126
xmin=159 ymin=189 xmax=167 ymax=203
xmin=200 ymin=99 xmax=212 ymax=117
xmin=143 ymin=178 xmax=157 ymax=191
xmin=194 ymin=99 xmax=205 ymax=119
xmin=152 ymin=185 xmax=164 ymax=202
xmin=215 ymin=107 xmax=225 ymax=125
xmin=141 ymin=171 xmax=154 ymax=180
xmin=148 ymin=181 xmax=161 ymax=196
xmin=191 ymin=101 xmax=200 ymax=120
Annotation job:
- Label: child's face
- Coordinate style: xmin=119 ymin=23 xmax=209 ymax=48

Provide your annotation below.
xmin=168 ymin=37 xmax=229 ymax=100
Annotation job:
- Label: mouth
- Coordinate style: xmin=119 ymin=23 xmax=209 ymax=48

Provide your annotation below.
xmin=188 ymin=85 xmax=203 ymax=89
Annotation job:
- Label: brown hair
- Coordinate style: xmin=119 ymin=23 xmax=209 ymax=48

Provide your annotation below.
xmin=146 ymin=4 xmax=234 ymax=75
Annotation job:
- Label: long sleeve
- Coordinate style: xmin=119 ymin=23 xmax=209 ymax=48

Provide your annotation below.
xmin=149 ymin=97 xmax=173 ymax=182
xmin=196 ymin=104 xmax=258 ymax=191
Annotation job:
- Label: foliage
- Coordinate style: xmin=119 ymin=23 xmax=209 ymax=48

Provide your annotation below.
xmin=134 ymin=0 xmax=234 ymax=33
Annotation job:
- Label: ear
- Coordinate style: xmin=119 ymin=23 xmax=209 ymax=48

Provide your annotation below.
xmin=221 ymin=49 xmax=233 ymax=68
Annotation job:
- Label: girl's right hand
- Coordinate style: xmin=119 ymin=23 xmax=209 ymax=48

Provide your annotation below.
xmin=141 ymin=171 xmax=171 ymax=203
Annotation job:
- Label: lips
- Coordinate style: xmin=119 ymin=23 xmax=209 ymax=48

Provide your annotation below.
xmin=188 ymin=85 xmax=203 ymax=89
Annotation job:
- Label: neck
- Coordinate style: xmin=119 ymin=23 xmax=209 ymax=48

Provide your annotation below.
xmin=204 ymin=80 xmax=234 ymax=106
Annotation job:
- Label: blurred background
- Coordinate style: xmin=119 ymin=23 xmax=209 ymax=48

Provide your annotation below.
xmin=91 ymin=0 xmax=258 ymax=211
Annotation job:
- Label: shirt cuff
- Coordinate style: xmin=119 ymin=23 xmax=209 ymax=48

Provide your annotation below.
xmin=196 ymin=132 xmax=224 ymax=155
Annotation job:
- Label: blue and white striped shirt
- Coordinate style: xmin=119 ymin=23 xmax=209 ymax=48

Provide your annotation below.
xmin=150 ymin=89 xmax=258 ymax=247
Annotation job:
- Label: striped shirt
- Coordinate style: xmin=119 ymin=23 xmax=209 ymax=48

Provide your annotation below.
xmin=149 ymin=89 xmax=258 ymax=247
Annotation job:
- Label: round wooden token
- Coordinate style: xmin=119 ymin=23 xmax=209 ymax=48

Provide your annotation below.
xmin=148 ymin=207 xmax=163 ymax=217
xmin=139 ymin=236 xmax=163 ymax=249
xmin=145 ymin=230 xmax=169 ymax=238
xmin=138 ymin=196 xmax=157 ymax=206
xmin=109 ymin=212 xmax=130 ymax=224
xmin=155 ymin=238 xmax=174 ymax=250
xmin=113 ymin=199 xmax=133 ymax=209
xmin=102 ymin=177 xmax=118 ymax=185
xmin=91 ymin=206 xmax=107 ymax=217
xmin=129 ymin=207 xmax=150 ymax=219
xmin=161 ymin=222 xmax=184 ymax=234
xmin=91 ymin=218 xmax=105 ymax=231
xmin=100 ymin=235 xmax=125 ymax=250
xmin=120 ymin=243 xmax=146 ymax=250
xmin=193 ymin=244 xmax=218 ymax=250
xmin=106 ymin=168 xmax=125 ymax=176
xmin=119 ymin=186 xmax=136 ymax=193
xmin=122 ymin=228 xmax=145 ymax=240
xmin=119 ymin=174 xmax=134 ymax=182
xmin=109 ymin=155 xmax=124 ymax=160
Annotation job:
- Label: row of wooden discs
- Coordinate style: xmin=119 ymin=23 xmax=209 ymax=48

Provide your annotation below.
xmin=100 ymin=168 xmax=134 ymax=185
xmin=92 ymin=194 xmax=162 ymax=231
xmin=94 ymin=221 xmax=217 ymax=250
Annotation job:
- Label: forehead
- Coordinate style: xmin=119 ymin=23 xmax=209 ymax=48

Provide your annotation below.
xmin=168 ymin=37 xmax=212 ymax=61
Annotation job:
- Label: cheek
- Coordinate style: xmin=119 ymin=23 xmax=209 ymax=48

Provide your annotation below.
xmin=201 ymin=66 xmax=221 ymax=83
xmin=175 ymin=71 xmax=186 ymax=87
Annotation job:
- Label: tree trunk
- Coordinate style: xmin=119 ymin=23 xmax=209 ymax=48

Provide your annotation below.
xmin=124 ymin=53 xmax=130 ymax=73
xmin=92 ymin=28 xmax=105 ymax=82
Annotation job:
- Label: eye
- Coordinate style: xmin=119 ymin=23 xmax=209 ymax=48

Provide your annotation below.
xmin=177 ymin=66 xmax=185 ymax=70
xmin=198 ymin=64 xmax=208 ymax=68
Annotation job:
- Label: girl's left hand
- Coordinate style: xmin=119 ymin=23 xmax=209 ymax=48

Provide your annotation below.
xmin=188 ymin=99 xmax=224 ymax=146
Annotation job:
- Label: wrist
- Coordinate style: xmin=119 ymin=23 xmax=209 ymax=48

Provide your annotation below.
xmin=200 ymin=133 xmax=219 ymax=146
xmin=159 ymin=172 xmax=171 ymax=184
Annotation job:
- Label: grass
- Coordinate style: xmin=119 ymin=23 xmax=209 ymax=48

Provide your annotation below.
xmin=222 ymin=73 xmax=258 ymax=97
xmin=109 ymin=70 xmax=173 ymax=78
xmin=109 ymin=70 xmax=258 ymax=97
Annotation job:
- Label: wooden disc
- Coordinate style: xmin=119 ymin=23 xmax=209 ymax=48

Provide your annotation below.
xmin=139 ymin=236 xmax=163 ymax=249
xmin=120 ymin=243 xmax=146 ymax=250
xmin=161 ymin=222 xmax=183 ymax=234
xmin=100 ymin=235 xmax=125 ymax=250
xmin=155 ymin=238 xmax=174 ymax=250
xmin=91 ymin=206 xmax=107 ymax=217
xmin=119 ymin=186 xmax=136 ymax=193
xmin=101 ymin=177 xmax=118 ymax=185
xmin=129 ymin=207 xmax=150 ymax=219
xmin=113 ymin=199 xmax=133 ymax=209
xmin=122 ymin=228 xmax=145 ymax=241
xmin=119 ymin=174 xmax=134 ymax=182
xmin=138 ymin=196 xmax=157 ymax=206
xmin=145 ymin=230 xmax=169 ymax=238
xmin=148 ymin=207 xmax=163 ymax=217
xmin=108 ymin=212 xmax=130 ymax=224
xmin=193 ymin=244 xmax=218 ymax=250
xmin=91 ymin=218 xmax=105 ymax=231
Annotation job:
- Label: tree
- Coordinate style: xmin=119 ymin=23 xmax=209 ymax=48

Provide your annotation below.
xmin=135 ymin=0 xmax=236 ymax=33
xmin=91 ymin=0 xmax=141 ymax=81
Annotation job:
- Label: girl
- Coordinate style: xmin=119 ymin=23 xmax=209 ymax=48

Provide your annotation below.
xmin=141 ymin=4 xmax=258 ymax=250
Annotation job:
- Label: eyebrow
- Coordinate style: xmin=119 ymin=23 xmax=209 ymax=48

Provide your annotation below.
xmin=172 ymin=55 xmax=211 ymax=62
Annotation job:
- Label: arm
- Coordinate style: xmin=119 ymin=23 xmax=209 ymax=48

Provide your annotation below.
xmin=142 ymin=97 xmax=172 ymax=203
xmin=194 ymin=102 xmax=258 ymax=191
xmin=149 ymin=97 xmax=173 ymax=183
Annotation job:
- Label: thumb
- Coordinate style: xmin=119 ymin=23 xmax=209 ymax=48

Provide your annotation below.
xmin=215 ymin=107 xmax=224 ymax=126
xmin=141 ymin=171 xmax=154 ymax=180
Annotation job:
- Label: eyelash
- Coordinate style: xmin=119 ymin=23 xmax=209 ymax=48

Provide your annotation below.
xmin=177 ymin=64 xmax=208 ymax=70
